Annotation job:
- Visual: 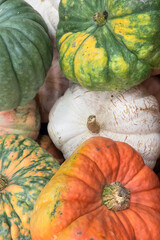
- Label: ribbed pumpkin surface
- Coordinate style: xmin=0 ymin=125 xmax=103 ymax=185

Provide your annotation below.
xmin=0 ymin=134 xmax=60 ymax=240
xmin=0 ymin=0 xmax=53 ymax=111
xmin=30 ymin=136 xmax=160 ymax=240
xmin=56 ymin=0 xmax=160 ymax=91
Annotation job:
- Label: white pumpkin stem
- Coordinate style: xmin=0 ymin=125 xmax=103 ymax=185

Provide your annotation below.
xmin=87 ymin=115 xmax=100 ymax=134
xmin=0 ymin=174 xmax=8 ymax=191
xmin=102 ymin=181 xmax=130 ymax=211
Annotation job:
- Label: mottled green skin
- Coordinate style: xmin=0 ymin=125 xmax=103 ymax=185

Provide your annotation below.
xmin=0 ymin=0 xmax=53 ymax=111
xmin=0 ymin=134 xmax=60 ymax=239
xmin=56 ymin=0 xmax=160 ymax=91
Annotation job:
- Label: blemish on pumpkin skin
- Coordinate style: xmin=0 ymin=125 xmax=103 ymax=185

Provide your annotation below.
xmin=106 ymin=146 xmax=110 ymax=148
xmin=50 ymin=200 xmax=61 ymax=217
xmin=77 ymin=232 xmax=82 ymax=235
xmin=96 ymin=147 xmax=100 ymax=151
xmin=72 ymin=42 xmax=76 ymax=47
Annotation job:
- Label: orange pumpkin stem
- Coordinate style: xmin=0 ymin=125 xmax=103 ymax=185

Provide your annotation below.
xmin=87 ymin=115 xmax=100 ymax=134
xmin=102 ymin=181 xmax=130 ymax=211
xmin=0 ymin=174 xmax=8 ymax=191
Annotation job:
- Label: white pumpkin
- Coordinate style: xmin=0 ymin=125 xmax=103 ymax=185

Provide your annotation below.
xmin=48 ymin=84 xmax=160 ymax=169
xmin=24 ymin=0 xmax=60 ymax=39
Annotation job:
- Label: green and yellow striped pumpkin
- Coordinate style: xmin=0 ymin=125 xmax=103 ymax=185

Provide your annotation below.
xmin=56 ymin=0 xmax=160 ymax=91
xmin=0 ymin=134 xmax=60 ymax=240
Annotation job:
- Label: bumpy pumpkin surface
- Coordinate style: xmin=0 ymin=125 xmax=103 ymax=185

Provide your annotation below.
xmin=48 ymin=84 xmax=160 ymax=169
xmin=0 ymin=134 xmax=60 ymax=240
xmin=0 ymin=100 xmax=40 ymax=140
xmin=56 ymin=0 xmax=160 ymax=91
xmin=30 ymin=136 xmax=160 ymax=240
xmin=0 ymin=0 xmax=53 ymax=111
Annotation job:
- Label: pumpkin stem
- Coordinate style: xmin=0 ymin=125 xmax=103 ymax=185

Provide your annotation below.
xmin=93 ymin=10 xmax=108 ymax=26
xmin=0 ymin=174 xmax=8 ymax=191
xmin=87 ymin=115 xmax=100 ymax=134
xmin=102 ymin=181 xmax=130 ymax=211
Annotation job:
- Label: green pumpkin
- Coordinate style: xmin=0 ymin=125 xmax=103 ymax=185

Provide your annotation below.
xmin=56 ymin=0 xmax=160 ymax=91
xmin=0 ymin=0 xmax=53 ymax=111
xmin=0 ymin=134 xmax=60 ymax=240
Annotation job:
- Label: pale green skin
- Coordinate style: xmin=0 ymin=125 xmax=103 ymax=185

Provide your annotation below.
xmin=0 ymin=0 xmax=53 ymax=111
xmin=56 ymin=0 xmax=160 ymax=91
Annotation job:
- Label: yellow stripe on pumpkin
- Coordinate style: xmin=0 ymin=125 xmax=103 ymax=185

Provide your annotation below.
xmin=59 ymin=32 xmax=72 ymax=46
xmin=110 ymin=18 xmax=135 ymax=35
xmin=4 ymin=150 xmax=32 ymax=178
xmin=59 ymin=32 xmax=89 ymax=80
xmin=74 ymin=35 xmax=108 ymax=86
xmin=110 ymin=14 xmax=151 ymax=53
xmin=110 ymin=56 xmax=129 ymax=78
xmin=10 ymin=195 xmax=30 ymax=228
xmin=62 ymin=0 xmax=67 ymax=5
xmin=10 ymin=224 xmax=19 ymax=239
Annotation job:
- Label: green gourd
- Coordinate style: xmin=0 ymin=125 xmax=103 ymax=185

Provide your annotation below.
xmin=0 ymin=0 xmax=53 ymax=111
xmin=56 ymin=0 xmax=160 ymax=91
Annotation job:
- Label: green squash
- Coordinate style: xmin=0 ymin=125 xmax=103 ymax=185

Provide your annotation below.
xmin=56 ymin=0 xmax=160 ymax=91
xmin=0 ymin=0 xmax=53 ymax=111
xmin=0 ymin=134 xmax=60 ymax=240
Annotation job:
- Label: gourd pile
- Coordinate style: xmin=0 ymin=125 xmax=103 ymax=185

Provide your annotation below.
xmin=0 ymin=0 xmax=160 ymax=239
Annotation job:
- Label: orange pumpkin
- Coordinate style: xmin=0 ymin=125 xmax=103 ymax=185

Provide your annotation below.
xmin=30 ymin=136 xmax=160 ymax=240
xmin=0 ymin=99 xmax=40 ymax=140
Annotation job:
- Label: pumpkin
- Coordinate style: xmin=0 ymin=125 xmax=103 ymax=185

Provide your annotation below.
xmin=48 ymin=84 xmax=160 ymax=169
xmin=0 ymin=0 xmax=53 ymax=111
xmin=30 ymin=136 xmax=160 ymax=240
xmin=0 ymin=99 xmax=40 ymax=140
xmin=24 ymin=0 xmax=60 ymax=39
xmin=56 ymin=0 xmax=160 ymax=91
xmin=0 ymin=134 xmax=60 ymax=239
xmin=37 ymin=134 xmax=64 ymax=164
